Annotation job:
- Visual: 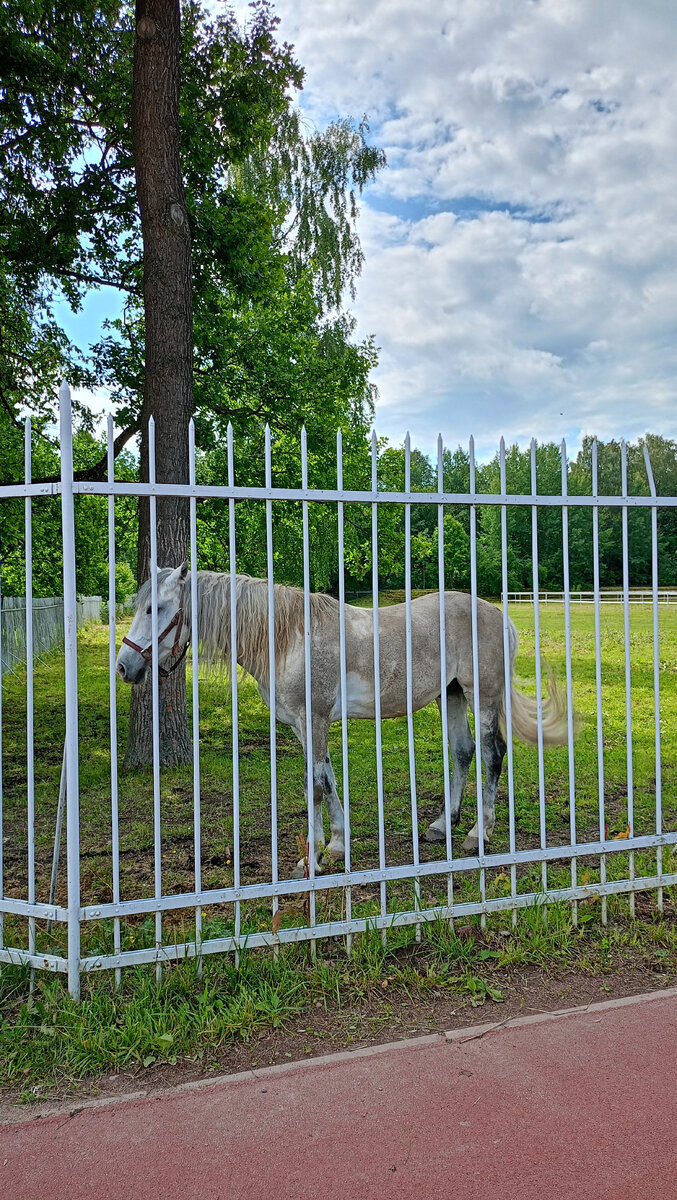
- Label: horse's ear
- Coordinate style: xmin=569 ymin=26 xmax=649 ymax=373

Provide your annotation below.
xmin=166 ymin=561 xmax=189 ymax=589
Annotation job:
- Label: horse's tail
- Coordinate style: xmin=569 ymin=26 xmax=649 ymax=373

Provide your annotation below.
xmin=499 ymin=620 xmax=575 ymax=746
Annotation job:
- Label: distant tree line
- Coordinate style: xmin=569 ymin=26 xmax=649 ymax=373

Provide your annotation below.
xmin=5 ymin=428 xmax=673 ymax=602
xmin=359 ymin=434 xmax=677 ymax=596
xmin=203 ymin=431 xmax=677 ymax=597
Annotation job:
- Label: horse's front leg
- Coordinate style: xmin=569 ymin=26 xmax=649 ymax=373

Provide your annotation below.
xmin=290 ymin=713 xmax=341 ymax=878
xmin=462 ymin=707 xmax=506 ymax=854
xmin=290 ymin=758 xmax=329 ymax=879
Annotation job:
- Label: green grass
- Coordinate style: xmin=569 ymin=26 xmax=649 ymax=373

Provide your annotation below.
xmin=0 ymin=601 xmax=676 ymax=1089
xmin=2 ymin=900 xmax=677 ymax=1094
xmin=2 ymin=603 xmax=676 ymax=929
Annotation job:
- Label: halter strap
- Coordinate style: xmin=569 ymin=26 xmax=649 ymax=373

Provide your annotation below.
xmin=122 ymin=606 xmax=188 ymax=679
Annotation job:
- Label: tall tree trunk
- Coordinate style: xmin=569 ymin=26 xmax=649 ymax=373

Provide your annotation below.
xmin=125 ymin=0 xmax=193 ymax=767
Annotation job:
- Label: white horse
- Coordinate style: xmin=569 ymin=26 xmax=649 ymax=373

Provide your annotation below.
xmin=116 ymin=563 xmax=571 ymax=876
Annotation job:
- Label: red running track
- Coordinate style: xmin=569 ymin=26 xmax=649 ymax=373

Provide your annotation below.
xmin=2 ymin=989 xmax=676 ymax=1200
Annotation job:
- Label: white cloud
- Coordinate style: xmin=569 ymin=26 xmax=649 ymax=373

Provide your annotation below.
xmin=269 ymin=0 xmax=677 ymax=456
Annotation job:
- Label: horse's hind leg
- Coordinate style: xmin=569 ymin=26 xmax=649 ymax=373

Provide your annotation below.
xmin=323 ymin=755 xmax=345 ymax=862
xmin=462 ymin=705 xmax=506 ymax=854
xmin=425 ymin=681 xmax=475 ymax=843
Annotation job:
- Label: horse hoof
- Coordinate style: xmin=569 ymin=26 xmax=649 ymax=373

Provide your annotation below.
xmin=462 ymin=835 xmax=479 ymax=854
xmin=290 ymin=858 xmax=328 ymax=880
xmin=326 ymin=844 xmax=345 ymax=861
xmin=424 ymin=825 xmax=446 ymax=843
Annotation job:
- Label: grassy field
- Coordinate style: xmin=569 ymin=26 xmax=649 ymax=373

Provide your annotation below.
xmin=1 ymin=598 xmax=676 ymax=1092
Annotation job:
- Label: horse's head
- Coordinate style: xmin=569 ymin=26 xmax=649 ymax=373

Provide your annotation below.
xmin=116 ymin=561 xmax=189 ymax=685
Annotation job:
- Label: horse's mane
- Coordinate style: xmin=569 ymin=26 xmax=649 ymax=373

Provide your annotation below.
xmin=136 ymin=570 xmax=338 ymax=683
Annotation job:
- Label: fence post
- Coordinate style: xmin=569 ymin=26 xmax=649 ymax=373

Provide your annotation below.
xmin=59 ymin=382 xmax=81 ymax=999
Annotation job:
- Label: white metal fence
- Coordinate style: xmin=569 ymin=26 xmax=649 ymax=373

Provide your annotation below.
xmin=1 ymin=595 xmax=102 ymax=676
xmin=1 ymin=382 xmax=676 ymax=999
xmin=508 ymin=590 xmax=677 ymax=605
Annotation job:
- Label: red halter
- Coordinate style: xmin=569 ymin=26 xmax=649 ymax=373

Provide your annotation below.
xmin=122 ymin=606 xmax=188 ymax=679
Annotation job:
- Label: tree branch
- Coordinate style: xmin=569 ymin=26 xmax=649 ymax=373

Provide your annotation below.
xmin=23 ymin=423 xmax=139 ymax=485
xmin=59 ymin=269 xmax=141 ymax=295
xmin=0 ymin=382 xmax=25 ymax=431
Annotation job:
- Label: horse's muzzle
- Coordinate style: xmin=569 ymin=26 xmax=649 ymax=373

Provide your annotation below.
xmin=116 ymin=658 xmax=147 ymax=685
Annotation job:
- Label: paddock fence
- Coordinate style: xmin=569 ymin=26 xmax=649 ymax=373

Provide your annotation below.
xmin=1 ymin=382 xmax=676 ymax=999
xmin=1 ymin=595 xmax=102 ymax=676
xmin=508 ymin=589 xmax=677 ymax=605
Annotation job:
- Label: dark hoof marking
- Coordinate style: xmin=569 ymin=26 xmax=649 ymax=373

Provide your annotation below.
xmin=424 ymin=826 xmax=446 ymax=843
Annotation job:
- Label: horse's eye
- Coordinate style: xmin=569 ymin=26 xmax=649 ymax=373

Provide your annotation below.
xmin=146 ymin=606 xmax=152 ymax=615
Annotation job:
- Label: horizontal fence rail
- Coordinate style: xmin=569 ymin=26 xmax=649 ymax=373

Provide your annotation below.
xmin=0 ymin=382 xmax=676 ymax=998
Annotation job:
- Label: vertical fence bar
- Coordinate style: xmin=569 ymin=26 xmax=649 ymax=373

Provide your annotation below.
xmin=499 ymin=439 xmax=517 ymax=924
xmin=60 ymin=382 xmax=81 ymax=999
xmin=0 ymin=558 xmax=3 ymax=958
xmin=530 ymin=441 xmax=547 ymax=899
xmin=620 ymin=441 xmax=635 ymax=916
xmin=107 ymin=416 xmax=121 ymax=988
xmin=336 ymin=431 xmax=352 ymax=954
xmin=188 ymin=419 xmax=202 ymax=961
xmin=468 ymin=438 xmax=485 ymax=926
xmin=24 ymin=417 xmax=35 ymax=978
xmin=404 ymin=435 xmax=421 ymax=935
xmin=643 ymin=442 xmax=663 ymax=912
xmin=227 ymin=424 xmax=242 ymax=956
xmin=371 ymin=431 xmax=387 ymax=940
xmin=148 ymin=418 xmax=163 ymax=980
xmin=437 ymin=434 xmax=453 ymax=914
xmin=591 ymin=440 xmax=607 ymax=923
xmin=300 ymin=429 xmax=316 ymax=949
xmin=560 ymin=441 xmax=578 ymax=925
xmin=264 ymin=426 xmax=279 ymax=953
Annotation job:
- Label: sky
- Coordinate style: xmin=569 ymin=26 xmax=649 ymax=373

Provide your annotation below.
xmin=62 ymin=0 xmax=677 ymax=458
xmin=268 ymin=0 xmax=677 ymax=457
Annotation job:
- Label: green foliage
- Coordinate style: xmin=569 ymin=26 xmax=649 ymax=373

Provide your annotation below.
xmin=96 ymin=560 xmax=136 ymax=604
xmin=0 ymin=416 xmax=137 ymax=596
xmin=369 ymin=434 xmax=677 ymax=596
xmin=0 ymin=0 xmax=386 ymax=606
xmin=1 ymin=0 xmax=384 ymax=452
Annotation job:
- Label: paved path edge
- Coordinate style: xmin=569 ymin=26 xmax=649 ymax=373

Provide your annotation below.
xmin=3 ymin=983 xmax=676 ymax=1128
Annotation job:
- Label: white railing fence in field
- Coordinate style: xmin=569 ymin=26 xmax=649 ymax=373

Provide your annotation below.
xmin=1 ymin=596 xmax=102 ymax=676
xmin=1 ymin=382 xmax=676 ymax=1000
xmin=508 ymin=590 xmax=677 ymax=605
